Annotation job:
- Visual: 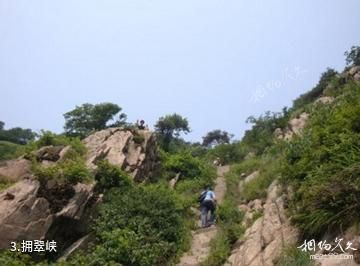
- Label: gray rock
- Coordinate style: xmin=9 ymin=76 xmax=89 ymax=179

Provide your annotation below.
xmin=83 ymin=128 xmax=158 ymax=182
xmin=226 ymin=181 xmax=299 ymax=266
xmin=0 ymin=158 xmax=32 ymax=182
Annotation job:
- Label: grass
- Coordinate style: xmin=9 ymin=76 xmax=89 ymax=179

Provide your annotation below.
xmin=0 ymin=140 xmax=23 ymax=161
xmin=276 ymin=246 xmax=315 ymax=266
xmin=225 ymin=157 xmax=261 ymax=204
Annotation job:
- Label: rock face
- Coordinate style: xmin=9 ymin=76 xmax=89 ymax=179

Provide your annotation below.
xmin=226 ymin=181 xmax=299 ymax=266
xmin=275 ymin=112 xmax=309 ymax=141
xmin=0 ymin=158 xmax=32 ymax=182
xmin=83 ymin=128 xmax=158 ymax=182
xmin=315 ymin=96 xmax=334 ymax=104
xmin=238 ymin=171 xmax=259 ymax=194
xmin=0 ymin=128 xmax=159 ymax=256
xmin=349 ymin=66 xmax=360 ymax=81
xmin=0 ymin=178 xmax=95 ymax=252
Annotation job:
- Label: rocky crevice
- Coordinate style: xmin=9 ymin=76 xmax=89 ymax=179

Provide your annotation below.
xmin=225 ymin=181 xmax=299 ymax=266
xmin=177 ymin=166 xmax=229 ymax=266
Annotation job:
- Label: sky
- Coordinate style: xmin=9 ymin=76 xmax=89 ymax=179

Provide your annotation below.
xmin=1 ymin=1 xmax=360 ymax=142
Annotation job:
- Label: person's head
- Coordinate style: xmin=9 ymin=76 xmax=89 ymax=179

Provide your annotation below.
xmin=140 ymin=120 xmax=145 ymax=125
xmin=206 ymin=186 xmax=212 ymax=191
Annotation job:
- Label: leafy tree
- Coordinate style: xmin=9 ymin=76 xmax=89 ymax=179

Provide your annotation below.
xmin=242 ymin=110 xmax=289 ymax=154
xmin=0 ymin=122 xmax=36 ymax=145
xmin=293 ymin=68 xmax=338 ymax=109
xmin=155 ymin=113 xmax=190 ymax=151
xmin=63 ymin=103 xmax=127 ymax=138
xmin=345 ymin=45 xmax=360 ymax=66
xmin=202 ymin=130 xmax=232 ymax=147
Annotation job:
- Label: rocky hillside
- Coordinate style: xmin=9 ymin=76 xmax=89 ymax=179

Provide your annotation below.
xmin=0 ymin=59 xmax=359 ymax=266
xmin=0 ymin=128 xmax=158 ymax=258
xmin=220 ymin=65 xmax=360 ymax=266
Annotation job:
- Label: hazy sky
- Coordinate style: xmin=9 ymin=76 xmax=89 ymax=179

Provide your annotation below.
xmin=1 ymin=1 xmax=360 ymax=142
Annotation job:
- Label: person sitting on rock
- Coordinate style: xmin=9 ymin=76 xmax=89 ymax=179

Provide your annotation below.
xmin=198 ymin=187 xmax=217 ymax=228
xmin=136 ymin=119 xmax=146 ymax=130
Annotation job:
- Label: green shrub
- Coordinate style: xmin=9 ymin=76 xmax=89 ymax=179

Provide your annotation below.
xmin=132 ymin=133 xmax=145 ymax=144
xmin=281 ymin=82 xmax=360 ymax=237
xmin=241 ymin=157 xmax=280 ymax=202
xmin=0 ymin=141 xmax=23 ymax=161
xmin=217 ymin=199 xmax=244 ymax=243
xmin=207 ymin=142 xmax=246 ymax=165
xmin=0 ymin=251 xmax=35 ymax=266
xmin=94 ymin=160 xmax=132 ymax=190
xmin=201 ymin=233 xmax=230 ymax=266
xmin=293 ymin=68 xmax=338 ymax=110
xmin=163 ymin=151 xmax=204 ymax=178
xmin=92 ymin=185 xmax=188 ymax=266
xmin=34 ymin=159 xmax=91 ymax=184
xmin=0 ymin=179 xmax=14 ymax=192
xmin=36 ymin=131 xmax=86 ymax=156
xmin=242 ymin=109 xmax=290 ymax=155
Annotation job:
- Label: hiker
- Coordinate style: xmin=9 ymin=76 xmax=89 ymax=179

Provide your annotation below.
xmin=199 ymin=187 xmax=217 ymax=228
xmin=136 ymin=119 xmax=146 ymax=130
xmin=213 ymin=157 xmax=222 ymax=166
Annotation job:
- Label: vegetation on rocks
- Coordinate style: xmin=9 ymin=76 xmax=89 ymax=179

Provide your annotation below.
xmin=1 ymin=46 xmax=360 ymax=265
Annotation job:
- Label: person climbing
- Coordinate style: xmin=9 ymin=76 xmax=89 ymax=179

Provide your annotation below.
xmin=136 ymin=119 xmax=146 ymax=130
xmin=198 ymin=187 xmax=217 ymax=228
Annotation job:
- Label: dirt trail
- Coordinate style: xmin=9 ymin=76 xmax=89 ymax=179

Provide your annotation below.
xmin=177 ymin=165 xmax=229 ymax=266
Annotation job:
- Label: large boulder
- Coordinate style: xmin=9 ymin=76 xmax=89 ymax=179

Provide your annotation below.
xmin=0 ymin=158 xmax=32 ymax=182
xmin=0 ymin=178 xmax=95 ymax=253
xmin=274 ymin=112 xmax=309 ymax=141
xmin=349 ymin=66 xmax=360 ymax=81
xmin=83 ymin=128 xmax=158 ymax=182
xmin=226 ymin=181 xmax=299 ymax=266
xmin=0 ymin=127 xmax=159 ymax=256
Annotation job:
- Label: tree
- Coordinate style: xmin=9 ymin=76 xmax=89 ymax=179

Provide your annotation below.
xmin=63 ymin=103 xmax=127 ymax=138
xmin=0 ymin=121 xmax=36 ymax=145
xmin=155 ymin=113 xmax=190 ymax=151
xmin=202 ymin=130 xmax=232 ymax=147
xmin=293 ymin=68 xmax=338 ymax=109
xmin=345 ymin=46 xmax=360 ymax=66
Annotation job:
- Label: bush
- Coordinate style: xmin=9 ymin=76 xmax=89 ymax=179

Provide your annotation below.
xmin=36 ymin=131 xmax=86 ymax=156
xmin=217 ymin=200 xmax=244 ymax=243
xmin=234 ymin=155 xmax=280 ymax=202
xmin=94 ymin=160 xmax=132 ymax=190
xmin=281 ymin=82 xmax=360 ymax=237
xmin=92 ymin=185 xmax=188 ymax=266
xmin=0 ymin=251 xmax=35 ymax=266
xmin=293 ymin=68 xmax=338 ymax=110
xmin=242 ymin=109 xmax=290 ymax=155
xmin=162 ymin=151 xmax=209 ymax=179
xmin=34 ymin=159 xmax=91 ymax=184
xmin=207 ymin=142 xmax=246 ymax=165
xmin=201 ymin=233 xmax=230 ymax=266
xmin=0 ymin=141 xmax=22 ymax=161
xmin=0 ymin=179 xmax=14 ymax=192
